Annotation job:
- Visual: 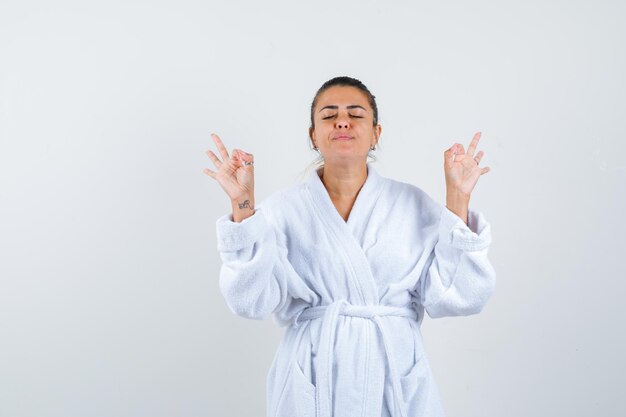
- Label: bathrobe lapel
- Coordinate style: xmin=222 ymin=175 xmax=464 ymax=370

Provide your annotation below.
xmin=304 ymin=163 xmax=386 ymax=305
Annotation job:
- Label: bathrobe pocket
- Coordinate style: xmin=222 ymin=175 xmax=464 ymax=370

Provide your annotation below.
xmin=400 ymin=351 xmax=446 ymax=417
xmin=275 ymin=358 xmax=316 ymax=417
xmin=400 ymin=356 xmax=428 ymax=408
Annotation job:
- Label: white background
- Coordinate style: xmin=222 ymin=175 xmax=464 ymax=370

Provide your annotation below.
xmin=1 ymin=0 xmax=624 ymax=416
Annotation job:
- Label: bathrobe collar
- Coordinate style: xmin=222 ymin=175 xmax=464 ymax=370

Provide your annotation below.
xmin=304 ymin=162 xmax=386 ymax=304
xmin=305 ymin=162 xmax=383 ymax=226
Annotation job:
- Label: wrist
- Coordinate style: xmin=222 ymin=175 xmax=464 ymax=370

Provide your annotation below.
xmin=445 ymin=191 xmax=470 ymax=225
xmin=231 ymin=195 xmax=255 ymax=223
xmin=446 ymin=190 xmax=470 ymax=205
xmin=231 ymin=191 xmax=254 ymax=205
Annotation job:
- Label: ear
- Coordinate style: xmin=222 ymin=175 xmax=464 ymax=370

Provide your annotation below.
xmin=374 ymin=124 xmax=382 ymax=144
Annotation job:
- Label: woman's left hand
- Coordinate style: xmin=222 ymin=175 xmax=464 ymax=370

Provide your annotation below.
xmin=444 ymin=131 xmax=491 ymax=197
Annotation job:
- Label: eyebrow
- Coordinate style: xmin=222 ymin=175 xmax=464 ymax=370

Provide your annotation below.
xmin=318 ymin=105 xmax=367 ymax=112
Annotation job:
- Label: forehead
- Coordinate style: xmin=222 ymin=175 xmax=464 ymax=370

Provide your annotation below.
xmin=316 ymin=86 xmax=370 ymax=110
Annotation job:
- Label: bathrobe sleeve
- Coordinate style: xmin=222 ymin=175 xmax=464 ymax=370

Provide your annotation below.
xmin=215 ymin=207 xmax=292 ymax=321
xmin=417 ymin=205 xmax=497 ymax=318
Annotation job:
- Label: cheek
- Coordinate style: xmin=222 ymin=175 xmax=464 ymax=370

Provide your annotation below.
xmin=317 ymin=125 xmax=333 ymax=136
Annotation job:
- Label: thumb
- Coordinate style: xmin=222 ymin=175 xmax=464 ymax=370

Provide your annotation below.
xmin=235 ymin=149 xmax=254 ymax=168
xmin=445 ymin=144 xmax=457 ymax=165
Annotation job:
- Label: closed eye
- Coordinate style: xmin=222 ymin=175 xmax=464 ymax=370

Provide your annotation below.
xmin=322 ymin=115 xmax=363 ymax=120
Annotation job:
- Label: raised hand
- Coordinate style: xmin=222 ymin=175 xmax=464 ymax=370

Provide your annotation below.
xmin=444 ymin=131 xmax=491 ymax=198
xmin=203 ymin=133 xmax=255 ymax=204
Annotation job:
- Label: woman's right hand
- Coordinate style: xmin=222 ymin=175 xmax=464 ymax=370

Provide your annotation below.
xmin=203 ymin=133 xmax=255 ymax=203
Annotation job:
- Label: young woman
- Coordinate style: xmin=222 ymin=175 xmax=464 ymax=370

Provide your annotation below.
xmin=203 ymin=76 xmax=496 ymax=417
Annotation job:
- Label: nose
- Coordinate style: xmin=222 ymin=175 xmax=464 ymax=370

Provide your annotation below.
xmin=335 ymin=114 xmax=350 ymax=129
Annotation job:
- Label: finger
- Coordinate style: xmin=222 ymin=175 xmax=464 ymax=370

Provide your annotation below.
xmin=466 ymin=132 xmax=481 ymax=158
xmin=205 ymin=150 xmax=222 ymax=167
xmin=239 ymin=149 xmax=252 ymax=160
xmin=202 ymin=167 xmax=216 ymax=178
xmin=451 ymin=143 xmax=465 ymax=163
xmin=241 ymin=150 xmax=254 ymax=164
xmin=480 ymin=166 xmax=490 ymax=175
xmin=211 ymin=133 xmax=230 ymax=161
xmin=232 ymin=149 xmax=246 ymax=166
xmin=236 ymin=149 xmax=254 ymax=167
xmin=474 ymin=150 xmax=484 ymax=165
xmin=445 ymin=144 xmax=458 ymax=164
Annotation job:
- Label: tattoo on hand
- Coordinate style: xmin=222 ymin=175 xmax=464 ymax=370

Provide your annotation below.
xmin=238 ymin=199 xmax=251 ymax=210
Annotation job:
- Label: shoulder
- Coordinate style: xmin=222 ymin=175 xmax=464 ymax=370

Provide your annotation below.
xmin=254 ymin=180 xmax=308 ymax=227
xmin=258 ymin=181 xmax=305 ymax=209
xmin=380 ymin=176 xmax=442 ymax=216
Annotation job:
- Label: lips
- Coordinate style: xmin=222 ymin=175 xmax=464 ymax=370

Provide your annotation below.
xmin=333 ymin=135 xmax=353 ymax=140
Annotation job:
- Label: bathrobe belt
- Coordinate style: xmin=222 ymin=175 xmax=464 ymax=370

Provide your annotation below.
xmin=295 ymin=300 xmax=418 ymax=417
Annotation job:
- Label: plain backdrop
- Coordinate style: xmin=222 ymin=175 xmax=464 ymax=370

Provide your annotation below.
xmin=1 ymin=0 xmax=625 ymax=416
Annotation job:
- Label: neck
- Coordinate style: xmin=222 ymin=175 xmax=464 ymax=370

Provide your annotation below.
xmin=319 ymin=162 xmax=368 ymax=199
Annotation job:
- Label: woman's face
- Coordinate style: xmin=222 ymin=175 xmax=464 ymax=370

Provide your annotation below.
xmin=309 ymin=86 xmax=381 ymax=165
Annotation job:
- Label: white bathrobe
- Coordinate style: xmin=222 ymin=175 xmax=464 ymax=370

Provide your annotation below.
xmin=215 ymin=163 xmax=496 ymax=417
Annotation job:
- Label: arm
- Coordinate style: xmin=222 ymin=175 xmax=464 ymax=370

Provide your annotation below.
xmin=206 ymin=133 xmax=299 ymax=320
xmin=216 ymin=207 xmax=290 ymax=320
xmin=417 ymin=205 xmax=496 ymax=318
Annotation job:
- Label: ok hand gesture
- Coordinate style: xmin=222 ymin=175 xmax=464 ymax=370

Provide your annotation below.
xmin=444 ymin=131 xmax=491 ymax=198
xmin=203 ymin=133 xmax=255 ymax=203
